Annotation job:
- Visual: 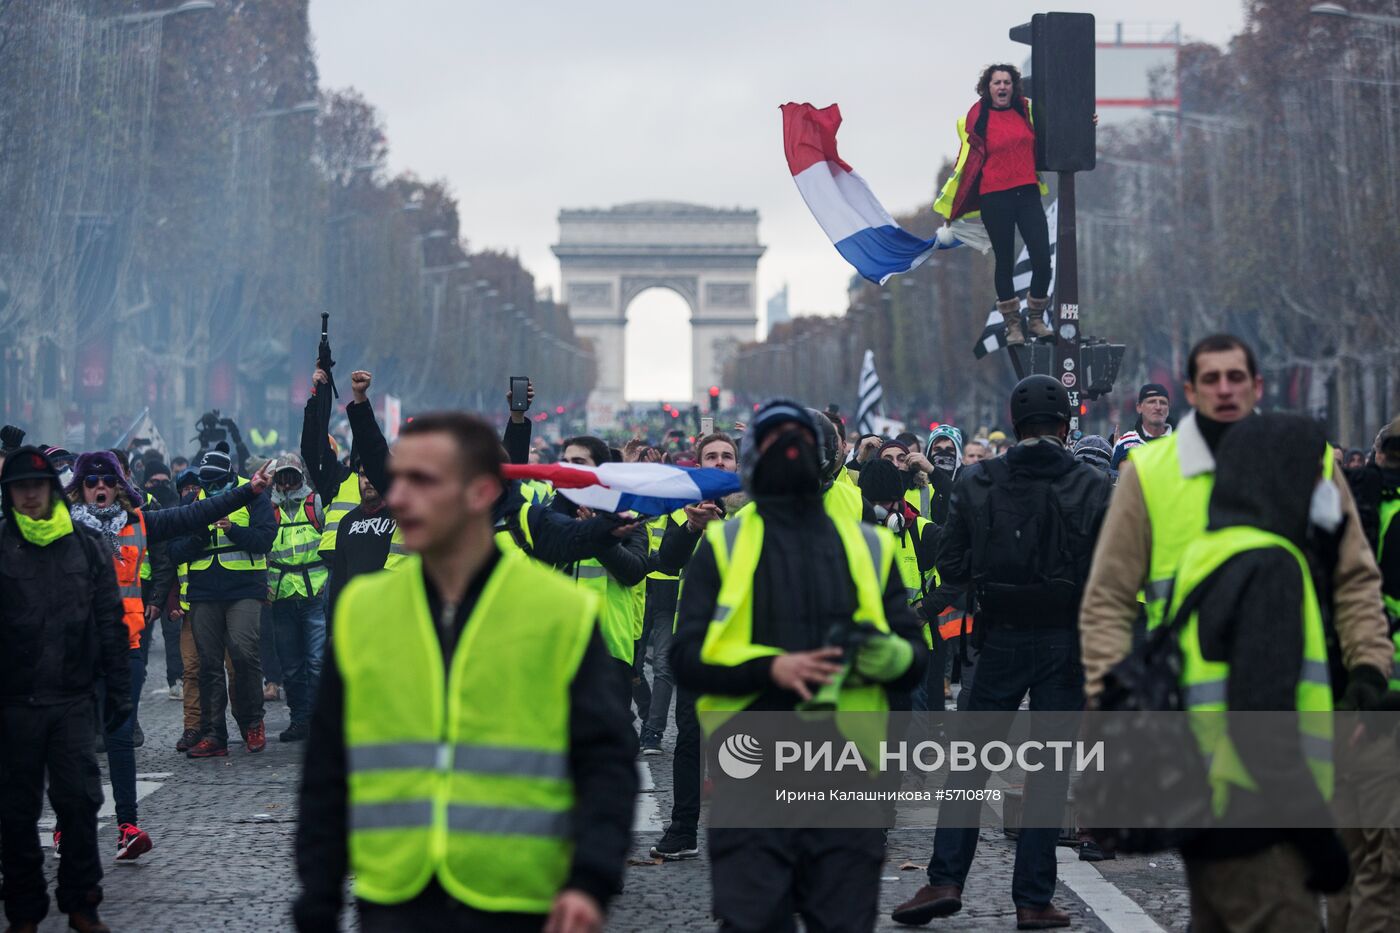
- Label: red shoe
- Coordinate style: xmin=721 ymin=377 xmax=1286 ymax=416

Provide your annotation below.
xmin=245 ymin=720 xmax=266 ymax=753
xmin=115 ymin=823 xmax=152 ymax=861
xmin=174 ymin=727 xmax=201 ymax=753
xmin=186 ymin=737 xmax=228 ymax=758
xmin=52 ymin=829 xmax=61 ymax=858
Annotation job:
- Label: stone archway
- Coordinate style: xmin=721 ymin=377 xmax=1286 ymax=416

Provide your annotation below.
xmin=552 ymin=201 xmax=765 ymax=426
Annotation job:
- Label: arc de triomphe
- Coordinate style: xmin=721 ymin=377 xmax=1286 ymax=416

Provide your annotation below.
xmin=552 ymin=201 xmax=765 ymax=422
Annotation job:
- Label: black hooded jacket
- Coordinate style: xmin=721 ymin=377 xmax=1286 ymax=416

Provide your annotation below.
xmin=1176 ymin=414 xmax=1337 ymax=861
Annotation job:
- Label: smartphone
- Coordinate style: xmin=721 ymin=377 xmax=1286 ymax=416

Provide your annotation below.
xmin=509 ymin=376 xmax=530 ymax=412
xmin=700 ymin=416 xmax=714 ymax=436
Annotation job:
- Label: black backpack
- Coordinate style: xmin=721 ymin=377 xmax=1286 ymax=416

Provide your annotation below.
xmin=970 ymin=457 xmax=1086 ymax=616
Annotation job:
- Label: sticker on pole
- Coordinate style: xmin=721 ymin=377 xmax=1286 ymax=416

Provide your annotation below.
xmin=1061 ymin=372 xmax=1077 ymax=388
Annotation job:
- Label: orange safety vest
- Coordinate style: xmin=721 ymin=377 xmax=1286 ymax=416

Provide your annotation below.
xmin=115 ymin=511 xmax=149 ymax=650
xmin=936 ymin=605 xmax=974 ymax=641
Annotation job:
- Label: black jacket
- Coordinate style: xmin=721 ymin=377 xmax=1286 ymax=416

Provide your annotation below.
xmin=933 ymin=441 xmax=1112 ymax=625
xmin=671 ymin=495 xmax=927 ymax=708
xmin=0 ymin=515 xmax=130 ymax=714
xmin=294 ymin=551 xmax=637 ymax=930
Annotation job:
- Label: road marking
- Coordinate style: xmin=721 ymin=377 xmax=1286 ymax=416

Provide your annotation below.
xmin=1056 ymin=847 xmax=1167 ymax=933
xmin=41 ymin=779 xmax=165 ymax=845
xmin=632 ymin=761 xmax=664 ymax=832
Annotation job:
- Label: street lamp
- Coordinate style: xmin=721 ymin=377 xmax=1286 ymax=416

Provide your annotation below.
xmin=1309 ymin=3 xmax=1400 ymax=26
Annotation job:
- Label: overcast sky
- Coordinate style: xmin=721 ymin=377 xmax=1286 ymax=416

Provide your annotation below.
xmin=310 ymin=1 xmax=1246 ymax=400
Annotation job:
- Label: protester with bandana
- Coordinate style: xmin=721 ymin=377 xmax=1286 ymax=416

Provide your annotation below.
xmin=57 ymin=450 xmax=271 ymax=862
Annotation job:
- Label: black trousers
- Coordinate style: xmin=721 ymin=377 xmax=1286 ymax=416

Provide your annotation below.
xmin=980 ymin=183 xmax=1052 ymax=301
xmin=0 ymin=701 xmax=105 ymax=924
xmin=668 ymin=687 xmax=701 ymax=841
xmin=708 ymin=826 xmax=886 ymax=932
xmin=358 ymin=881 xmax=544 ymax=932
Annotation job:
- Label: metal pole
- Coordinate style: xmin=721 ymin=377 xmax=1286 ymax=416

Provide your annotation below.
xmin=1054 ymin=171 xmax=1084 ymax=439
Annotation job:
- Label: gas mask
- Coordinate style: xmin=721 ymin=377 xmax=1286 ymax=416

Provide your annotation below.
xmin=872 ymin=503 xmax=907 ymax=535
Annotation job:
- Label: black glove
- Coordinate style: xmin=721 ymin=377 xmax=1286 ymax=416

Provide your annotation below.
xmin=0 ymin=424 xmax=24 ymax=451
xmin=104 ymin=696 xmax=134 ymax=737
xmin=1297 ymin=828 xmax=1350 ymax=894
xmin=1338 ymin=664 xmax=1388 ymax=711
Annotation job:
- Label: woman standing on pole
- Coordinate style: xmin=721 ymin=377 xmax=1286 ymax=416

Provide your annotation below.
xmin=936 ymin=64 xmax=1086 ymax=346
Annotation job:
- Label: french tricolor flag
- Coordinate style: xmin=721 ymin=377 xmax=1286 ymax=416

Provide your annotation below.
xmin=783 ymin=102 xmax=965 ymax=285
xmin=502 ymin=462 xmax=741 ymax=516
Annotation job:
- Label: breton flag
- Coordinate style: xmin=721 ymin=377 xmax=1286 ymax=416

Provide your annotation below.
xmin=502 ymin=462 xmax=741 ymax=516
xmin=782 ymin=103 xmax=975 ymax=285
xmin=971 ymin=200 xmax=1059 ymax=359
xmin=855 ymin=349 xmax=884 ymax=435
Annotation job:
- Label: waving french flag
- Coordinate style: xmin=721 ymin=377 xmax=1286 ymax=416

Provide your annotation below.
xmin=502 ymin=462 xmax=741 ymax=516
xmin=782 ymin=102 xmax=966 ymax=285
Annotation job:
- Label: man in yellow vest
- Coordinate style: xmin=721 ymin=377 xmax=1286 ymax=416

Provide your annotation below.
xmin=293 ymin=411 xmax=636 ymax=933
xmin=168 ymin=448 xmax=277 ymax=758
xmin=267 ymin=454 xmax=327 ymax=743
xmin=1167 ymin=414 xmax=1352 ymax=930
xmin=671 ymin=400 xmax=926 ymax=931
xmin=1081 ymin=333 xmax=1393 ymax=700
xmin=557 ymin=435 xmax=649 ymax=702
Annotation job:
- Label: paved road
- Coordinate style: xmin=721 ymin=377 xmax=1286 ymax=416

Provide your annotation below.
xmin=29 ymin=634 xmax=1193 ymax=931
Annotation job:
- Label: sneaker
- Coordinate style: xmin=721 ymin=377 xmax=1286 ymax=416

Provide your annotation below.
xmin=65 ymin=907 xmax=112 ymax=933
xmin=186 ymin=737 xmax=228 ymax=758
xmin=174 ymin=727 xmax=201 ymax=753
xmin=1078 ymin=838 xmax=1115 ymax=862
xmin=649 ymin=829 xmax=699 ymax=861
xmin=640 ymin=742 xmax=663 ymax=757
xmin=168 ymin=681 xmax=183 ymax=701
xmin=279 ymin=721 xmax=310 ymax=743
xmin=114 ymin=823 xmax=152 ymax=861
xmin=245 ymin=720 xmax=266 ymax=753
xmin=52 ymin=829 xmax=61 ymax=858
xmin=132 ymin=720 xmax=144 ymax=748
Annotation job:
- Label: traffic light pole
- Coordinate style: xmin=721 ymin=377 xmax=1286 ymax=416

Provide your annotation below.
xmin=1053 ymin=172 xmax=1082 ymax=437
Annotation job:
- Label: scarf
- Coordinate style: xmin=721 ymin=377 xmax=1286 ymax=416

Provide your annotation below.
xmin=13 ymin=500 xmax=75 ymax=547
xmin=69 ymin=502 xmax=129 ymax=554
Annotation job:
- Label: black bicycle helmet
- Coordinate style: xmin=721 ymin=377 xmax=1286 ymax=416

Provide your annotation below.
xmin=1009 ymin=374 xmax=1070 ymax=431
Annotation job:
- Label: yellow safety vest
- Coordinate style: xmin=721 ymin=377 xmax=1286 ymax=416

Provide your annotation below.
xmin=573 ymin=557 xmax=641 ymax=664
xmin=268 ymin=496 xmax=328 ymax=600
xmin=696 ymin=508 xmax=895 ymax=762
xmin=177 ymin=562 xmax=189 ymax=612
xmin=1376 ymin=494 xmax=1400 ymax=690
xmin=189 ymin=478 xmax=267 ymax=573
xmin=824 ymin=480 xmax=864 ymax=522
xmin=319 ymin=473 xmax=362 ymax=555
xmin=493 ymin=500 xmax=535 ymax=556
xmin=904 ymin=483 xmax=932 ymax=517
xmin=1168 ymin=526 xmax=1334 ymax=815
xmin=934 ymin=98 xmax=1049 ymax=221
xmin=891 ymin=517 xmax=937 ymax=646
xmin=336 ymin=551 xmax=598 ymax=913
xmin=646 ymin=514 xmax=680 ymax=581
xmin=1136 ymin=433 xmax=1334 ymax=630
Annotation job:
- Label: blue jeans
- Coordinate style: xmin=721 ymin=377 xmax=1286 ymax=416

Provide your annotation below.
xmin=105 ymin=647 xmax=147 ymax=826
xmin=271 ymin=593 xmax=327 ymax=725
xmin=926 ymin=625 xmax=1083 ymax=908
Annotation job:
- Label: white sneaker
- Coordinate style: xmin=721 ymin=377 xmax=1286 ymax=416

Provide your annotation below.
xmin=168 ymin=682 xmax=183 ymax=701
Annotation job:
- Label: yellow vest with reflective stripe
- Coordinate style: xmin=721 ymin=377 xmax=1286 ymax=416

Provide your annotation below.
xmin=189 ymin=478 xmax=266 ymax=573
xmin=1137 ymin=434 xmax=1334 ymax=630
xmin=177 ymin=563 xmax=189 ymax=612
xmin=646 ymin=514 xmax=679 ymax=581
xmin=1169 ymin=526 xmax=1333 ymax=815
xmin=336 ymin=550 xmax=597 ymax=912
xmin=904 ymin=484 xmax=932 ymax=518
xmin=1376 ymin=496 xmax=1400 ymax=689
xmin=891 ymin=517 xmax=937 ymax=646
xmin=494 ymin=500 xmax=535 ymax=555
xmin=319 ymin=473 xmax=362 ymax=555
xmin=269 ymin=496 xmax=328 ymax=600
xmin=696 ymin=508 xmax=895 ymax=762
xmin=574 ymin=557 xmax=640 ymax=664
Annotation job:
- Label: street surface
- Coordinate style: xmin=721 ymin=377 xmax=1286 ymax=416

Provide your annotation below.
xmin=34 ymin=627 xmax=1193 ymax=932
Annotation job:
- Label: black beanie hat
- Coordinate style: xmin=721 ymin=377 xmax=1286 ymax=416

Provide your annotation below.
xmin=858 ymin=457 xmax=905 ymax=503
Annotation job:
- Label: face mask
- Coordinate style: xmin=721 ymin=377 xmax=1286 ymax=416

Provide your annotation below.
xmin=752 ymin=433 xmax=821 ymax=496
xmin=145 ymin=481 xmax=177 ymax=509
xmin=931 ymin=451 xmax=957 ymax=474
xmin=1309 ymin=478 xmax=1343 ymax=533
